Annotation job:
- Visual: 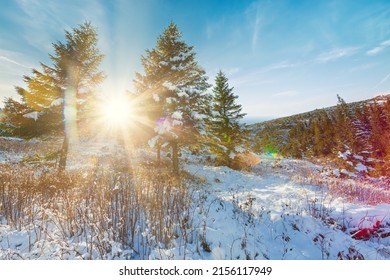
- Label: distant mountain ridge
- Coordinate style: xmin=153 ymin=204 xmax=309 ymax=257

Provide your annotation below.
xmin=249 ymin=94 xmax=390 ymax=134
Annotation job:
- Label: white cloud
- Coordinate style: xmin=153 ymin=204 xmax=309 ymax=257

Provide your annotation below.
xmin=246 ymin=0 xmax=270 ymax=50
xmin=227 ymin=59 xmax=299 ymax=88
xmin=229 ymin=68 xmax=272 ymax=87
xmin=224 ymin=67 xmax=240 ymax=76
xmin=13 ymin=0 xmax=107 ymax=52
xmin=267 ymin=61 xmax=300 ymax=71
xmin=316 ymin=47 xmax=358 ymax=63
xmin=205 ymin=18 xmax=226 ymax=39
xmin=252 ymin=6 xmax=262 ymax=50
xmin=0 ymin=50 xmax=37 ymax=106
xmin=366 ymin=39 xmax=390 ymax=56
xmin=373 ymin=72 xmax=390 ymax=89
xmin=0 ymin=56 xmax=31 ymax=69
xmin=273 ymin=90 xmax=300 ymax=97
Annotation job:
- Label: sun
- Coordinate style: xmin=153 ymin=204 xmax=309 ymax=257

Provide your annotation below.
xmin=100 ymin=95 xmax=134 ymax=128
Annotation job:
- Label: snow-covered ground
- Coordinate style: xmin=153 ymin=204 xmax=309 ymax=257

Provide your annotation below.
xmin=0 ymin=139 xmax=389 ymax=260
xmin=180 ymin=156 xmax=390 ymax=260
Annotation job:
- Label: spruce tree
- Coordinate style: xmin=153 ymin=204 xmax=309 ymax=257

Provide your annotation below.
xmin=134 ymin=22 xmax=210 ymax=174
xmin=352 ymin=104 xmax=373 ymax=171
xmin=334 ymin=95 xmax=354 ymax=154
xmin=382 ymin=97 xmax=390 ymax=176
xmin=209 ymin=70 xmax=247 ymax=168
xmin=286 ymin=121 xmax=306 ymax=158
xmin=0 ymin=97 xmax=38 ymax=137
xmin=2 ymin=22 xmax=104 ymax=170
xmin=312 ymin=109 xmax=333 ymax=157
xmin=51 ymin=22 xmax=105 ymax=171
xmin=367 ymin=100 xmax=390 ymax=176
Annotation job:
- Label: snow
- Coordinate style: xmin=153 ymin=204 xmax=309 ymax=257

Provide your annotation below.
xmin=338 ymin=150 xmax=351 ymax=160
xmin=166 ymin=97 xmax=176 ymax=104
xmin=0 ymin=136 xmax=24 ymax=141
xmin=162 ymin=81 xmax=177 ymax=91
xmin=192 ymin=112 xmax=205 ymax=120
xmin=172 ymin=120 xmax=183 ymax=126
xmin=1 ymin=140 xmax=390 ymax=260
xmin=171 ymin=111 xmax=183 ymax=120
xmin=154 ymin=117 xmax=173 ymax=134
xmin=23 ymin=111 xmax=39 ymax=121
xmin=353 ymin=154 xmax=364 ymax=161
xmin=177 ymin=91 xmax=188 ymax=98
xmin=0 ymin=137 xmax=33 ymax=164
xmin=355 ymin=162 xmax=368 ymax=172
xmin=152 ymin=93 xmax=160 ymax=102
xmin=340 ymin=168 xmax=357 ymax=178
xmin=170 ymin=55 xmax=183 ymax=62
xmin=180 ymin=156 xmax=390 ymax=260
xmin=235 ymin=146 xmax=245 ymax=153
xmin=51 ymin=98 xmax=63 ymax=106
xmin=0 ymin=151 xmax=23 ymax=164
xmin=148 ymin=135 xmax=159 ymax=148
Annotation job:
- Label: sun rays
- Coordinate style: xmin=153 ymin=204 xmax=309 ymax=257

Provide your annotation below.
xmin=100 ymin=95 xmax=134 ymax=129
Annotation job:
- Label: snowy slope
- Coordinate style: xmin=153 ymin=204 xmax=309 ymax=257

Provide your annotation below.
xmin=177 ymin=156 xmax=390 ymax=260
xmin=0 ymin=141 xmax=389 ymax=260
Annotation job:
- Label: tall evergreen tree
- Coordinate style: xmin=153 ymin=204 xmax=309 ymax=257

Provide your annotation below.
xmin=367 ymin=99 xmax=390 ymax=176
xmin=51 ymin=22 xmax=105 ymax=171
xmin=352 ymin=104 xmax=373 ymax=169
xmin=285 ymin=121 xmax=306 ymax=158
xmin=208 ymin=70 xmax=247 ymax=168
xmin=134 ymin=22 xmax=210 ymax=174
xmin=334 ymin=95 xmax=354 ymax=154
xmin=382 ymin=97 xmax=390 ymax=176
xmin=312 ymin=109 xmax=334 ymax=157
xmin=2 ymin=22 xmax=104 ymax=170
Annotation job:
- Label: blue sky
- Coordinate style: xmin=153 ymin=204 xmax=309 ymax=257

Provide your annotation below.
xmin=1 ymin=0 xmax=390 ymax=121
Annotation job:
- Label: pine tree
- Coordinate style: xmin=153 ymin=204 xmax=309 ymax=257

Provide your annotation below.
xmin=352 ymin=104 xmax=373 ymax=170
xmin=312 ymin=109 xmax=334 ymax=157
xmin=134 ymin=22 xmax=210 ymax=174
xmin=50 ymin=22 xmax=104 ymax=171
xmin=334 ymin=95 xmax=354 ymax=154
xmin=367 ymin=99 xmax=390 ymax=176
xmin=208 ymin=70 xmax=247 ymax=168
xmin=382 ymin=97 xmax=390 ymax=176
xmin=0 ymin=97 xmax=38 ymax=137
xmin=2 ymin=22 xmax=104 ymax=170
xmin=285 ymin=121 xmax=306 ymax=158
xmin=255 ymin=123 xmax=284 ymax=155
xmin=312 ymin=118 xmax=322 ymax=157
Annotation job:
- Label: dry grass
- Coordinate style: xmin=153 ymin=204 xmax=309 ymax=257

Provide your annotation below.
xmin=292 ymin=172 xmax=390 ymax=205
xmin=0 ymin=156 xmax=197 ymax=259
xmin=0 ymin=137 xmax=61 ymax=166
xmin=233 ymin=152 xmax=261 ymax=170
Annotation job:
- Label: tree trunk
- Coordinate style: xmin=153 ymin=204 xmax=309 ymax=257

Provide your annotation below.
xmin=171 ymin=140 xmax=179 ymax=175
xmin=58 ymin=134 xmax=68 ymax=172
xmin=157 ymin=141 xmax=161 ymax=166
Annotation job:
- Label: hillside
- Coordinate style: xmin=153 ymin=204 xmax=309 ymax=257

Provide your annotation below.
xmin=249 ymin=94 xmax=390 ymax=135
xmin=248 ymin=94 xmax=390 ymax=178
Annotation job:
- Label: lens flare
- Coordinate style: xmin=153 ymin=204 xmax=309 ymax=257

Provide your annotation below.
xmin=63 ymin=86 xmax=78 ymax=144
xmin=100 ymin=95 xmax=133 ymax=128
xmin=265 ymin=145 xmax=281 ymax=158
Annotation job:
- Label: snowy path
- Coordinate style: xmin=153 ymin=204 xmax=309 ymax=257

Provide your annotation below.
xmin=182 ymin=156 xmax=390 ymax=260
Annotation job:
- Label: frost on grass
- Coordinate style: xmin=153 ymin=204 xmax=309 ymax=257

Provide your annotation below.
xmin=0 ymin=140 xmax=390 ymax=260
